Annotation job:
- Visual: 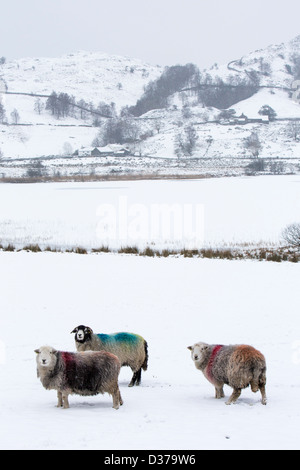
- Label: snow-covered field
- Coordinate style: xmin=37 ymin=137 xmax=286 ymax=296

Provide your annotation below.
xmin=0 ymin=175 xmax=299 ymax=250
xmin=0 ymin=251 xmax=299 ymax=450
xmin=0 ymin=175 xmax=299 ymax=450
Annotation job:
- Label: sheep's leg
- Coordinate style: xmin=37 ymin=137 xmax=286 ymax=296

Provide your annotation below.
xmin=129 ymin=368 xmax=142 ymax=387
xmin=259 ymin=384 xmax=267 ymax=405
xmin=112 ymin=387 xmax=121 ymax=410
xmin=215 ymin=385 xmax=225 ymax=399
xmin=226 ymin=388 xmax=241 ymax=405
xmin=119 ymin=390 xmax=124 ymax=406
xmin=135 ymin=368 xmax=142 ymax=386
xmin=62 ymin=393 xmax=70 ymax=409
xmin=57 ymin=391 xmax=63 ymax=407
xmin=128 ymin=371 xmax=137 ymax=387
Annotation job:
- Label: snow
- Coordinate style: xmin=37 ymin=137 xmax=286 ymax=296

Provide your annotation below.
xmin=0 ymin=251 xmax=299 ymax=450
xmin=1 ymin=33 xmax=300 ymax=452
xmin=0 ymin=176 xmax=299 ymax=449
xmin=1 ymin=37 xmax=300 ymax=163
xmin=0 ymin=122 xmax=97 ymax=159
xmin=233 ymin=88 xmax=300 ymax=119
xmin=1 ymin=51 xmax=162 ymax=112
xmin=0 ymin=176 xmax=299 ymax=250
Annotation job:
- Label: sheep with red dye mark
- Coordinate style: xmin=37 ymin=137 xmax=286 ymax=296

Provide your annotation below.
xmin=71 ymin=325 xmax=148 ymax=387
xmin=187 ymin=342 xmax=267 ymax=405
xmin=34 ymin=345 xmax=123 ymax=409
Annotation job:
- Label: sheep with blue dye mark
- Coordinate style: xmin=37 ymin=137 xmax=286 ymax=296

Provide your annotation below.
xmin=188 ymin=342 xmax=267 ymax=405
xmin=71 ymin=325 xmax=148 ymax=387
xmin=35 ymin=345 xmax=123 ymax=409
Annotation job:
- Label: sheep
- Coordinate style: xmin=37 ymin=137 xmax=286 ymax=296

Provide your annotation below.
xmin=187 ymin=342 xmax=267 ymax=405
xmin=71 ymin=325 xmax=148 ymax=387
xmin=34 ymin=345 xmax=123 ymax=409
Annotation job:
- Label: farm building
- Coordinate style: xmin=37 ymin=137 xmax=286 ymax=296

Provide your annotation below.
xmin=78 ymin=145 xmax=130 ymax=157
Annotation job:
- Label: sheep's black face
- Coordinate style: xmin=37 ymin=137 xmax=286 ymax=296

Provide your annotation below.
xmin=71 ymin=325 xmax=93 ymax=343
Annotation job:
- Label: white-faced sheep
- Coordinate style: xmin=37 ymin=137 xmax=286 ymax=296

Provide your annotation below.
xmin=35 ymin=345 xmax=123 ymax=409
xmin=71 ymin=325 xmax=148 ymax=387
xmin=187 ymin=342 xmax=267 ymax=405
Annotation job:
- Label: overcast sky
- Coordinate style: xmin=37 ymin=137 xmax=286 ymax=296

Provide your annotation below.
xmin=1 ymin=0 xmax=300 ymax=67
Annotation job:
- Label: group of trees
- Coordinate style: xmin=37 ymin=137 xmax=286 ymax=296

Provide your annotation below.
xmin=129 ymin=64 xmax=199 ymax=117
xmin=291 ymin=54 xmax=300 ymax=80
xmin=127 ymin=63 xmax=261 ymax=116
xmin=197 ymin=73 xmax=260 ymax=109
xmin=45 ymin=92 xmax=75 ymax=119
xmin=92 ymin=116 xmax=140 ymax=147
xmin=44 ymin=91 xmax=116 ymax=121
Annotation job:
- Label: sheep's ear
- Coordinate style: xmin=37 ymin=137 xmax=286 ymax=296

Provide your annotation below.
xmin=34 ymin=349 xmax=40 ymax=354
xmin=87 ymin=327 xmax=93 ymax=334
xmin=187 ymin=346 xmax=193 ymax=351
xmin=70 ymin=327 xmax=78 ymax=334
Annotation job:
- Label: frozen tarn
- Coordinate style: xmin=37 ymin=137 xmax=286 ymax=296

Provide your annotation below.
xmin=0 ymin=176 xmax=299 ymax=250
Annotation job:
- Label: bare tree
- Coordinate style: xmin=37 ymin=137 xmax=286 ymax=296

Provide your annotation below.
xmin=155 ymin=119 xmax=162 ymax=133
xmin=286 ymin=121 xmax=300 ymax=141
xmin=34 ymin=98 xmax=44 ymax=115
xmin=282 ymin=223 xmax=300 ymax=247
xmin=0 ymin=97 xmax=6 ymax=123
xmin=259 ymin=58 xmax=272 ymax=76
xmin=175 ymin=124 xmax=198 ymax=157
xmin=10 ymin=108 xmax=20 ymax=124
xmin=244 ymin=132 xmax=262 ymax=157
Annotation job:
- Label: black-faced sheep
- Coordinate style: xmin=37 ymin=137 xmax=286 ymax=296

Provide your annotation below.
xmin=187 ymin=342 xmax=267 ymax=405
xmin=71 ymin=325 xmax=148 ymax=387
xmin=35 ymin=345 xmax=123 ymax=409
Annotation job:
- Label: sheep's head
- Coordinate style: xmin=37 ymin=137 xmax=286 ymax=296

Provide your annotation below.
xmin=187 ymin=342 xmax=209 ymax=366
xmin=34 ymin=346 xmax=58 ymax=368
xmin=71 ymin=325 xmax=93 ymax=343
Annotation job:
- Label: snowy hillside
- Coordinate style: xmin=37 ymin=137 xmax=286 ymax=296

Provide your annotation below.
xmin=219 ymin=35 xmax=300 ymax=88
xmin=1 ymin=36 xmax=300 ymax=172
xmin=0 ymin=50 xmax=162 ymax=111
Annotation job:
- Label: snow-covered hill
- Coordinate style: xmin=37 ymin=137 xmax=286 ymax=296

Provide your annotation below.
xmin=0 ymin=50 xmax=162 ymax=111
xmin=1 ymin=36 xmax=300 ymax=172
xmin=0 ymin=51 xmax=162 ymax=159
